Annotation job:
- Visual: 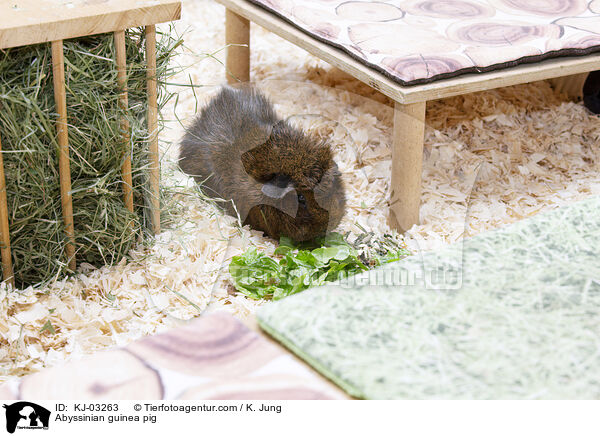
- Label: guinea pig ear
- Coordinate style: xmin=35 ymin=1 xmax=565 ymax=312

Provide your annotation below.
xmin=314 ymin=164 xmax=339 ymax=207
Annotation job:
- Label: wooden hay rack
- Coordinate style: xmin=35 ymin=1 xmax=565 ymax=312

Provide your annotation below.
xmin=0 ymin=0 xmax=181 ymax=286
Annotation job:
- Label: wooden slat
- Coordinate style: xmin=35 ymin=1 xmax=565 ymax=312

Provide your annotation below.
xmin=388 ymin=101 xmax=426 ymax=233
xmin=0 ymin=0 xmax=181 ymax=50
xmin=0 ymin=134 xmax=14 ymax=287
xmin=146 ymin=25 xmax=160 ymax=234
xmin=216 ymin=0 xmax=600 ymax=104
xmin=51 ymin=40 xmax=77 ymax=272
xmin=406 ymin=58 xmax=600 ymax=103
xmin=225 ymin=9 xmax=250 ymax=83
xmin=114 ymin=30 xmax=135 ymax=214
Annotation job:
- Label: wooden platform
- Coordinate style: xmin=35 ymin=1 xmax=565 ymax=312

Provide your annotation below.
xmin=216 ymin=0 xmax=600 ymax=232
xmin=0 ymin=0 xmax=181 ymax=49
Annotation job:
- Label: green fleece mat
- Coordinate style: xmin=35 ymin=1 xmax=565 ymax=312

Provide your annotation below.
xmin=257 ymin=196 xmax=600 ymax=399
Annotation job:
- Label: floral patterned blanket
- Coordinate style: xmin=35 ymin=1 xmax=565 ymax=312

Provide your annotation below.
xmin=0 ymin=313 xmax=345 ymax=400
xmin=250 ymin=0 xmax=600 ymax=85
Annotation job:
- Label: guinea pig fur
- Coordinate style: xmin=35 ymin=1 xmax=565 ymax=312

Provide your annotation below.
xmin=178 ymin=86 xmax=346 ymax=241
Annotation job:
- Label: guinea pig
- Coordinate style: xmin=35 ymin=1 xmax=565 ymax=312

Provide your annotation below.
xmin=178 ymin=85 xmax=346 ymax=241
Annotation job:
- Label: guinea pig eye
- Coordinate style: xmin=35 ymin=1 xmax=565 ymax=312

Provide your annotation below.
xmin=297 ymin=193 xmax=306 ymax=206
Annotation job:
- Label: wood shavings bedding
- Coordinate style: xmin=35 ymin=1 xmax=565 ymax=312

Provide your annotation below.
xmin=2 ymin=0 xmax=600 ymax=383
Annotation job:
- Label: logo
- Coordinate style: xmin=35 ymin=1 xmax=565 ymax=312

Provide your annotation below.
xmin=2 ymin=402 xmax=50 ymax=433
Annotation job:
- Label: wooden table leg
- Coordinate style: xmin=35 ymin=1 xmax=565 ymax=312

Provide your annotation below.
xmin=114 ymin=30 xmax=134 ymax=214
xmin=549 ymin=73 xmax=588 ymax=99
xmin=51 ymin=40 xmax=77 ymax=273
xmin=146 ymin=25 xmax=160 ymax=235
xmin=0 ymin=134 xmax=14 ymax=287
xmin=388 ymin=100 xmax=426 ymax=233
xmin=225 ymin=9 xmax=250 ymax=84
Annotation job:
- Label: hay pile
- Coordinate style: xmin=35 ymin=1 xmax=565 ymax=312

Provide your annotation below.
xmin=1 ymin=0 xmax=600 ymax=384
xmin=0 ymin=28 xmax=179 ymax=287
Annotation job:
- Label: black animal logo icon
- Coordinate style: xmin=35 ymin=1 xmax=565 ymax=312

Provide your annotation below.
xmin=3 ymin=402 xmax=50 ymax=433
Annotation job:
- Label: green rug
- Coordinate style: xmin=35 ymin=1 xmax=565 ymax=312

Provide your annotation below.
xmin=257 ymin=196 xmax=600 ymax=399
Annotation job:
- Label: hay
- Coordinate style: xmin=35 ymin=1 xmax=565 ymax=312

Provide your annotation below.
xmin=0 ymin=27 xmax=180 ymax=287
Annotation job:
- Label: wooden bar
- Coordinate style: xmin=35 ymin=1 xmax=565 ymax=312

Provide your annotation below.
xmin=388 ymin=101 xmax=427 ymax=233
xmin=51 ymin=40 xmax=77 ymax=272
xmin=0 ymin=134 xmax=14 ymax=287
xmin=146 ymin=25 xmax=160 ymax=234
xmin=225 ymin=9 xmax=250 ymax=84
xmin=114 ymin=30 xmax=135 ymax=214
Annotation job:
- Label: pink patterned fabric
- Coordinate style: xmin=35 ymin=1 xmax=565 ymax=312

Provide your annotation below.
xmin=0 ymin=313 xmax=345 ymax=400
xmin=250 ymin=0 xmax=600 ymax=85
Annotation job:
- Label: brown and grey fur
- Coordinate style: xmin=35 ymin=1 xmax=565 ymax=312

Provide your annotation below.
xmin=179 ymin=86 xmax=345 ymax=241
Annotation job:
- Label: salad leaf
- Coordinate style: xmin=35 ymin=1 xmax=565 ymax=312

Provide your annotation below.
xmin=228 ymin=231 xmax=410 ymax=300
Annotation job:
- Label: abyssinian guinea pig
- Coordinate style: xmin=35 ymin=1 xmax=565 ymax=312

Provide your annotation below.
xmin=179 ymin=85 xmax=345 ymax=241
